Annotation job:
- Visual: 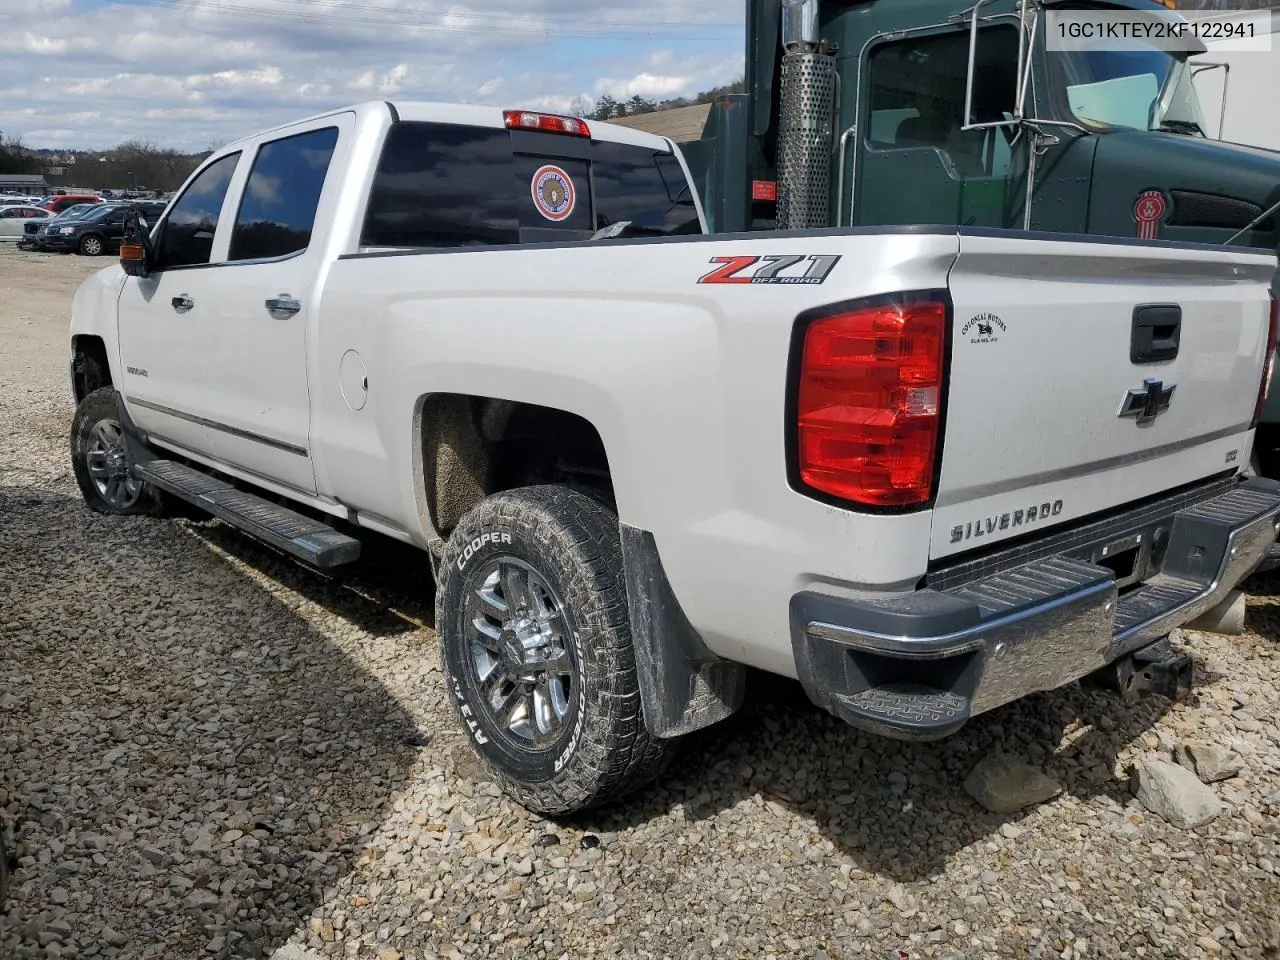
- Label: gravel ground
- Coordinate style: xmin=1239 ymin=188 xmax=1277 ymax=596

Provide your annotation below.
xmin=2 ymin=243 xmax=1279 ymax=960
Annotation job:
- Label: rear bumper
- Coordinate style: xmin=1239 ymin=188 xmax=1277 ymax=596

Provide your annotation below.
xmin=791 ymin=476 xmax=1280 ymax=740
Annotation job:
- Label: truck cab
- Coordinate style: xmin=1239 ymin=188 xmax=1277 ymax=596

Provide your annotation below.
xmin=691 ymin=0 xmax=1280 ymax=252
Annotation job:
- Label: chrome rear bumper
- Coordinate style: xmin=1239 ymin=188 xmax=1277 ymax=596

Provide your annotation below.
xmin=791 ymin=477 xmax=1280 ymax=740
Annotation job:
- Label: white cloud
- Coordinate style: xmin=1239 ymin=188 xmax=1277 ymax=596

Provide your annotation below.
xmin=0 ymin=0 xmax=744 ymax=150
xmin=596 ymin=72 xmax=691 ymax=99
xmin=379 ymin=64 xmax=411 ymax=95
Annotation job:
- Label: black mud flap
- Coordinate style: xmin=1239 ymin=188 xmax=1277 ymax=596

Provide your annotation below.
xmin=620 ymin=526 xmax=745 ymax=738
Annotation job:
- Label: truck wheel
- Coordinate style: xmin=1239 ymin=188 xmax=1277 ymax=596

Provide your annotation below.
xmin=70 ymin=387 xmax=163 ymax=516
xmin=79 ymin=234 xmax=104 ymax=256
xmin=436 ymin=486 xmax=670 ymax=815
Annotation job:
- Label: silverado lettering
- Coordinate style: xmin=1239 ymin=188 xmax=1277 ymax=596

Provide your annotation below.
xmin=950 ymin=501 xmax=1066 ymax=545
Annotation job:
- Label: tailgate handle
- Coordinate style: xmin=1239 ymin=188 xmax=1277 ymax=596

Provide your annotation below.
xmin=1131 ymin=304 xmax=1181 ymax=364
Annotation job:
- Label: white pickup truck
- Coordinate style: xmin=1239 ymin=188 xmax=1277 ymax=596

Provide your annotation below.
xmin=69 ymin=100 xmax=1280 ymax=814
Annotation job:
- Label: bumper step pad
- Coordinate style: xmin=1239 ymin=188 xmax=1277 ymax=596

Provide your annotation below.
xmin=832 ymin=684 xmax=970 ymax=740
xmin=136 ymin=460 xmax=360 ymax=569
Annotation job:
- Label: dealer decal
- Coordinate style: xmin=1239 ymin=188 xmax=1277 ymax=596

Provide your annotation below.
xmin=698 ymin=254 xmax=842 ymax=286
xmin=531 ymin=164 xmax=576 ymax=222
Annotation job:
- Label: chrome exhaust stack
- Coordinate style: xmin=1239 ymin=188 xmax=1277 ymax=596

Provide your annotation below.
xmin=777 ymin=0 xmax=836 ymax=230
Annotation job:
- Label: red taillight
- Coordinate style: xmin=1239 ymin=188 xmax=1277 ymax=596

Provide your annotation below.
xmin=796 ymin=298 xmax=948 ymax=507
xmin=1254 ymin=294 xmax=1279 ymax=428
xmin=503 ymin=110 xmax=591 ymax=138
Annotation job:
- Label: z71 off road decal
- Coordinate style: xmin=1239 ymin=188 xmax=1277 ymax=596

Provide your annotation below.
xmin=698 ymin=254 xmax=841 ymax=286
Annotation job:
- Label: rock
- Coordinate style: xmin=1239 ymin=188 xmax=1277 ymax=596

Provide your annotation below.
xmin=101 ymin=927 xmax=127 ymax=947
xmin=183 ymin=889 xmax=221 ymax=911
xmin=884 ymin=883 xmax=919 ymax=917
xmin=270 ymin=947 xmax=327 ymax=960
xmin=511 ymin=858 xmax=534 ymax=876
xmin=963 ymin=756 xmax=1063 ymax=813
xmin=190 ymin=832 xmax=215 ymax=854
xmin=1132 ymin=762 xmax=1223 ymax=828
xmin=141 ymin=846 xmax=167 ymax=866
xmin=1176 ymin=742 xmax=1242 ymax=784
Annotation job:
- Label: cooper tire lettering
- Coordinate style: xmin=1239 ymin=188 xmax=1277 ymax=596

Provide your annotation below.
xmin=456 ymin=530 xmax=513 ymax=572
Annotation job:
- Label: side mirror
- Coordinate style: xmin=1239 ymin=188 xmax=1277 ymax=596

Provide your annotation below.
xmin=119 ymin=207 xmax=153 ymax=278
xmin=1190 ymin=62 xmax=1229 ymax=140
xmin=963 ymin=0 xmax=1034 ymax=132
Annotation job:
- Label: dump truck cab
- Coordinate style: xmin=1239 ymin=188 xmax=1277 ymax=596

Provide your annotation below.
xmin=691 ymin=0 xmax=1280 ymax=253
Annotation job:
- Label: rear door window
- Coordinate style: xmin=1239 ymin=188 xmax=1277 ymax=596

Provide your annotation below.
xmin=229 ymin=127 xmax=339 ymax=262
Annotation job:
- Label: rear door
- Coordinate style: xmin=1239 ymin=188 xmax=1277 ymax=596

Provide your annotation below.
xmin=192 ymin=116 xmax=348 ymax=495
xmin=933 ymin=232 xmax=1275 ymax=559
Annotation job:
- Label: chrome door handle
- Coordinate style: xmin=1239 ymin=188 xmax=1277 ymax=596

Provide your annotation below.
xmin=171 ymin=295 xmax=194 ymax=313
xmin=265 ymin=295 xmax=301 ymax=318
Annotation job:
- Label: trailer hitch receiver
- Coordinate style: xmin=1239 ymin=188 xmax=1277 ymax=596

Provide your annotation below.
xmin=1098 ymin=636 xmax=1194 ymax=705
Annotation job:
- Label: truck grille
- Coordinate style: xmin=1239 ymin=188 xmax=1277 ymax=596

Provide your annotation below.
xmin=1168 ymin=191 xmax=1271 ymax=231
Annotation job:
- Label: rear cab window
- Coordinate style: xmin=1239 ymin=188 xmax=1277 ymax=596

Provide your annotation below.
xmin=360 ymin=120 xmax=701 ymax=251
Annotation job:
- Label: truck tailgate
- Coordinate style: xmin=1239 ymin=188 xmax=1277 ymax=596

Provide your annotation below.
xmin=933 ymin=233 xmax=1276 ymax=561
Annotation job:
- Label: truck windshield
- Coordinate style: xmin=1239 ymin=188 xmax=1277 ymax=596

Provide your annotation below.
xmin=1049 ymin=42 xmax=1207 ymax=134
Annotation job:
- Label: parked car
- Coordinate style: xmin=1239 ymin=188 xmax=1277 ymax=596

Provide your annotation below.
xmin=41 ymin=194 xmax=102 ymax=214
xmin=43 ymin=202 xmax=166 ymax=256
xmin=68 ymin=100 xmax=1280 ymax=815
xmin=0 ymin=204 xmax=52 ymax=240
xmin=23 ymin=204 xmax=112 ymax=250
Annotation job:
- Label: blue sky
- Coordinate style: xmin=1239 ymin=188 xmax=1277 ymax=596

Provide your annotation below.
xmin=0 ymin=0 xmax=745 ymax=150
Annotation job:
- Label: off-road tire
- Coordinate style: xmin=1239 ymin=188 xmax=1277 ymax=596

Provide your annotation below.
xmin=79 ymin=234 xmax=105 ymax=256
xmin=70 ymin=387 xmax=165 ymax=516
xmin=437 ymin=485 xmax=670 ymax=815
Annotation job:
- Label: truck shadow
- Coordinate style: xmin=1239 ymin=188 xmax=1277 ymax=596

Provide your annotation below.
xmin=179 ymin=517 xmax=436 ymax=637
xmin=0 ymin=485 xmax=423 ymax=960
xmin=84 ymin=511 xmax=1247 ymax=888
xmin=574 ymin=666 xmax=1213 ymax=883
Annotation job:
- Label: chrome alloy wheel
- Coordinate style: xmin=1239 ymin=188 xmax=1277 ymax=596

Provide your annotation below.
xmin=84 ymin=418 xmax=143 ymax=510
xmin=464 ymin=558 xmax=576 ymax=748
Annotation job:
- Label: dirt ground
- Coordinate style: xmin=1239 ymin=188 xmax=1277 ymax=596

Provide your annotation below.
xmin=2 ymin=243 xmax=1280 ymax=960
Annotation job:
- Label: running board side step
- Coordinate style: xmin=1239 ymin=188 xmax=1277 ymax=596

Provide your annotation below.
xmin=134 ymin=459 xmax=361 ymax=569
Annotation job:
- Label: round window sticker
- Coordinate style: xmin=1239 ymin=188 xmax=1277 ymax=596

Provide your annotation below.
xmin=531 ymin=165 xmax=576 ymax=222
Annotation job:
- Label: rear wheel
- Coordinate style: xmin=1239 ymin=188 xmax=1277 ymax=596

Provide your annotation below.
xmin=79 ymin=234 xmax=104 ymax=256
xmin=437 ymin=486 xmax=670 ymax=815
xmin=70 ymin=387 xmax=164 ymax=516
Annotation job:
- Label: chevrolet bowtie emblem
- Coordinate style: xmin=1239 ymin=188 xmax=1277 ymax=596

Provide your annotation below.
xmin=1120 ymin=378 xmax=1176 ymax=424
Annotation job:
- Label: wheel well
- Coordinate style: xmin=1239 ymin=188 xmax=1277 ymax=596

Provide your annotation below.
xmin=71 ymin=335 xmax=111 ymax=403
xmin=420 ymin=394 xmax=612 ymax=535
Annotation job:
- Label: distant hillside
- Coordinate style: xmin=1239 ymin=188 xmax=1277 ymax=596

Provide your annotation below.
xmin=608 ymin=104 xmax=713 ymax=143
